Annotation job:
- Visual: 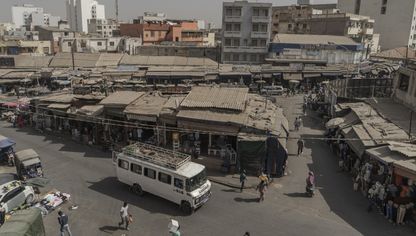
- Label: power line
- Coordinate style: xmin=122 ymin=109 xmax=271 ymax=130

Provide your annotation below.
xmin=3 ymin=106 xmax=414 ymax=143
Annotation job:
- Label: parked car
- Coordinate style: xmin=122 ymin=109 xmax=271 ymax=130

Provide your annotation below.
xmin=0 ymin=181 xmax=35 ymax=213
xmin=261 ymin=86 xmax=285 ymax=96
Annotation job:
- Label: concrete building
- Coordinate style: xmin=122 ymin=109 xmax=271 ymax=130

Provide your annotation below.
xmin=120 ymin=20 xmax=203 ymax=46
xmin=66 ymin=0 xmax=106 ymax=33
xmin=134 ymin=12 xmax=167 ymax=24
xmin=11 ymin=4 xmax=43 ymax=28
xmin=88 ymin=19 xmax=119 ymax=37
xmin=12 ymin=4 xmax=61 ymax=29
xmin=268 ymin=34 xmax=363 ymax=66
xmin=0 ymin=40 xmax=52 ymax=55
xmin=338 ymin=0 xmax=416 ymax=50
xmin=134 ymin=45 xmax=219 ymax=61
xmin=60 ymin=36 xmax=142 ymax=54
xmin=36 ymin=26 xmax=77 ymax=54
xmin=222 ymin=1 xmax=272 ymax=64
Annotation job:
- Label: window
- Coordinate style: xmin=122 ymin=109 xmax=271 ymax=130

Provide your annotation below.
xmin=235 ymin=8 xmax=241 ymax=16
xmin=260 ymin=39 xmax=267 ymax=47
xmin=260 ymin=24 xmax=267 ymax=32
xmin=130 ymin=163 xmax=142 ymax=174
xmin=225 ymin=38 xmax=232 ymax=46
xmin=144 ymin=168 xmax=156 ymax=179
xmin=250 ymin=54 xmax=257 ymax=62
xmin=399 ymin=74 xmax=410 ymax=92
xmin=174 ymin=178 xmax=184 ymax=189
xmin=97 ymin=42 xmax=102 ymax=46
xmin=233 ymin=38 xmax=240 ymax=46
xmin=253 ymin=8 xmax=260 ymax=16
xmin=241 ymin=53 xmax=247 ymax=62
xmin=67 ymin=42 xmax=72 ymax=47
xmin=226 ymin=8 xmax=233 ymax=16
xmin=303 ymin=24 xmax=307 ymax=29
xmin=252 ymin=24 xmax=259 ymax=32
xmin=43 ymin=47 xmax=49 ymax=54
xmin=251 ymin=39 xmax=258 ymax=47
xmin=158 ymin=172 xmax=172 ymax=184
xmin=64 ymin=32 xmax=69 ymax=36
xmin=263 ymin=9 xmax=269 ymax=17
xmin=381 ymin=6 xmax=387 ymax=14
xmin=225 ymin=23 xmax=232 ymax=31
xmin=232 ymin=53 xmax=239 ymax=61
xmin=2 ymin=187 xmax=24 ymax=203
xmin=233 ymin=23 xmax=241 ymax=32
xmin=118 ymin=159 xmax=129 ymax=170
xmin=151 ymin=31 xmax=155 ymax=37
xmin=110 ymin=41 xmax=115 ymax=46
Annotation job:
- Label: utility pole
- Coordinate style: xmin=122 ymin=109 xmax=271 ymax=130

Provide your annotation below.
xmin=115 ymin=0 xmax=119 ymax=22
xmin=71 ymin=39 xmax=75 ymax=71
xmin=410 ymin=110 xmax=413 ymax=140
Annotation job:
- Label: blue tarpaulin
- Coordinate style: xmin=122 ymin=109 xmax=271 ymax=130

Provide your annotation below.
xmin=0 ymin=136 xmax=15 ymax=149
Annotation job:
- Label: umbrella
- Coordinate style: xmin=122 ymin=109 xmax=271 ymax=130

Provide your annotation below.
xmin=325 ymin=117 xmax=345 ymax=129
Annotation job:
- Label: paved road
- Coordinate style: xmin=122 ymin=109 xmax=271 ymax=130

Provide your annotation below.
xmin=0 ymin=95 xmax=412 ymax=235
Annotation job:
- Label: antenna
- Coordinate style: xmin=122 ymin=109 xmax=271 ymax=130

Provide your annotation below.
xmin=115 ymin=0 xmax=119 ymax=22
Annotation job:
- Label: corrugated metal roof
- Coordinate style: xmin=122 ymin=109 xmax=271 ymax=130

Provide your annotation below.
xmin=177 ymin=109 xmax=247 ymax=126
xmin=99 ymin=91 xmax=145 ymax=107
xmin=2 ymin=71 xmax=34 ymax=79
xmin=96 ymin=53 xmax=123 ymax=67
xmin=12 ymin=55 xmax=53 ymax=68
xmin=124 ymin=93 xmax=169 ymax=121
xmin=47 ymin=103 xmax=71 ymax=109
xmin=283 ymin=73 xmax=302 ymax=81
xmin=76 ymin=105 xmax=104 ymax=116
xmin=39 ymin=94 xmax=75 ymax=103
xmin=120 ymin=55 xmax=217 ymax=67
xmin=49 ymin=53 xmax=100 ymax=68
xmin=181 ymin=86 xmax=248 ymax=111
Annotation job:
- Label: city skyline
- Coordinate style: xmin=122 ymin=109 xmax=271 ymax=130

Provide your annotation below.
xmin=3 ymin=0 xmax=336 ymax=26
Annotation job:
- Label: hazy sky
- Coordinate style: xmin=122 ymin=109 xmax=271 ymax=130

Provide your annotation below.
xmin=5 ymin=0 xmax=336 ymax=26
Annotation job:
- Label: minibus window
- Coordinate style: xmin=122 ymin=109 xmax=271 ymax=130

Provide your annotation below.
xmin=144 ymin=168 xmax=156 ymax=179
xmin=131 ymin=163 xmax=142 ymax=174
xmin=118 ymin=159 xmax=129 ymax=170
xmin=158 ymin=172 xmax=172 ymax=185
xmin=174 ymin=178 xmax=184 ymax=189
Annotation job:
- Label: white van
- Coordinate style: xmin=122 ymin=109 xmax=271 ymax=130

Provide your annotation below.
xmin=115 ymin=142 xmax=211 ymax=214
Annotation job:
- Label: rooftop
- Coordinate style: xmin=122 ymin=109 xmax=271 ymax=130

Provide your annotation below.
xmin=273 ymin=34 xmax=359 ymax=46
xmin=99 ymin=91 xmax=145 ymax=107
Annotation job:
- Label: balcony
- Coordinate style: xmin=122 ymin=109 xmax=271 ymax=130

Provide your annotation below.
xmin=223 ymin=31 xmax=241 ymax=38
xmin=224 ymin=15 xmax=242 ymax=22
xmin=252 ymin=15 xmax=270 ymax=23
xmin=364 ymin=28 xmax=374 ymax=35
xmin=251 ymin=31 xmax=269 ymax=38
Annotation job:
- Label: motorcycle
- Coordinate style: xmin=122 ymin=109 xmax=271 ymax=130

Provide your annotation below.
xmin=305 ymin=185 xmax=314 ymax=197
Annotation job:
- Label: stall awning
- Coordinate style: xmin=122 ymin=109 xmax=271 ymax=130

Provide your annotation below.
xmin=283 ymin=73 xmax=302 ymax=81
xmin=0 ymin=135 xmax=15 ymax=149
xmin=303 ymin=73 xmax=321 ymax=78
xmin=366 ymin=146 xmax=406 ymax=165
xmin=47 ymin=103 xmax=71 ymax=110
xmin=394 ymin=160 xmax=416 ymax=180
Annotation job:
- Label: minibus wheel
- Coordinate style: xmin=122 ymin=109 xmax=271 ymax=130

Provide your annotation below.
xmin=180 ymin=201 xmax=193 ymax=215
xmin=132 ymin=184 xmax=144 ymax=196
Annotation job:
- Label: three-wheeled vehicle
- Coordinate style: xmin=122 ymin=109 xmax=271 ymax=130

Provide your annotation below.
xmin=14 ymin=149 xmax=43 ymax=180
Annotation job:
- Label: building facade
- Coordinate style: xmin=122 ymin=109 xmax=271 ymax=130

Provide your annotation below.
xmin=268 ymin=34 xmax=363 ymax=66
xmin=36 ymin=26 xmax=77 ymax=54
xmin=12 ymin=4 xmax=60 ymax=29
xmin=66 ymin=0 xmax=106 ymax=33
xmin=88 ymin=19 xmax=119 ymax=37
xmin=222 ymin=1 xmax=272 ymax=64
xmin=338 ymin=0 xmax=416 ymax=50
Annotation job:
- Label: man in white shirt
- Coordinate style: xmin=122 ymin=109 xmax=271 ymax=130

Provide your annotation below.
xmin=118 ymin=202 xmax=129 ymax=230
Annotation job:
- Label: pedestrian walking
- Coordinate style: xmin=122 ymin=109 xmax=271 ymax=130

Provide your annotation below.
xmin=256 ymin=180 xmax=267 ymax=202
xmin=298 ymin=117 xmax=303 ymax=129
xmin=297 ymin=138 xmax=304 ymax=156
xmin=243 ymin=232 xmax=251 ymax=236
xmin=118 ymin=202 xmax=130 ymax=231
xmin=57 ymin=211 xmax=72 ymax=236
xmin=294 ymin=117 xmax=299 ymax=131
xmin=240 ymin=170 xmax=247 ymax=192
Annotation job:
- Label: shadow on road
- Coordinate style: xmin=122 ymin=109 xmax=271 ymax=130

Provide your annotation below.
xmin=221 ymin=189 xmax=239 ymax=193
xmin=284 ymin=192 xmax=309 ymax=198
xmin=11 ymin=126 xmax=111 ymax=159
xmin=99 ymin=225 xmax=122 ymax=234
xmin=87 ymin=177 xmax=186 ymax=217
xmin=234 ymin=197 xmax=259 ymax=203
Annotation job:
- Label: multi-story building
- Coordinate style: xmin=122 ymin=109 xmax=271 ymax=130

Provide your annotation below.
xmin=120 ymin=20 xmax=203 ymax=46
xmin=338 ymin=0 xmax=416 ymax=50
xmin=221 ymin=1 xmax=272 ymax=64
xmin=12 ymin=4 xmax=61 ymax=29
xmin=60 ymin=36 xmax=142 ymax=54
xmin=271 ymin=3 xmax=336 ymax=36
xmin=12 ymin=4 xmax=44 ymax=28
xmin=88 ymin=19 xmax=119 ymax=37
xmin=66 ymin=0 xmax=105 ymax=33
xmin=134 ymin=12 xmax=167 ymax=24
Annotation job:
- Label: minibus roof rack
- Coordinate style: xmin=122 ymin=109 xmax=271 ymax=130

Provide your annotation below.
xmin=122 ymin=142 xmax=191 ymax=170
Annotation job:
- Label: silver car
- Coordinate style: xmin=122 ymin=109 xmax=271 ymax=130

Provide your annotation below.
xmin=0 ymin=181 xmax=35 ymax=213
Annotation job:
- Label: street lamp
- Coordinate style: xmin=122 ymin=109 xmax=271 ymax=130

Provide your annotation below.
xmin=328 ymin=41 xmax=362 ymax=76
